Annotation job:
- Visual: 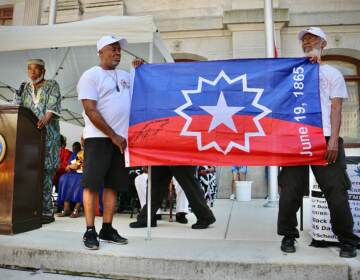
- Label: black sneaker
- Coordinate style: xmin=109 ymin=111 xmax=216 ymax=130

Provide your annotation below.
xmin=340 ymin=243 xmax=357 ymax=258
xmin=42 ymin=215 xmax=55 ymax=225
xmin=191 ymin=215 xmax=216 ymax=229
xmin=99 ymin=227 xmax=128 ymax=245
xmin=281 ymin=236 xmax=296 ymax=253
xmin=83 ymin=228 xmax=99 ymax=250
xmin=175 ymin=212 xmax=188 ymax=224
xmin=129 ymin=219 xmax=157 ymax=228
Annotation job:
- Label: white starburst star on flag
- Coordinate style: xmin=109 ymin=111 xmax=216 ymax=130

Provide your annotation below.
xmin=174 ymin=70 xmax=272 ymax=154
xmin=200 ymin=91 xmax=244 ymax=132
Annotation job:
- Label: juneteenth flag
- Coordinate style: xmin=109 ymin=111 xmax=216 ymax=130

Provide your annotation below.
xmin=126 ymin=58 xmax=326 ymax=167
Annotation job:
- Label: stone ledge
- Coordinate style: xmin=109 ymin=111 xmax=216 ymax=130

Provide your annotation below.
xmin=156 ymin=16 xmax=224 ymax=32
xmin=223 ymin=8 xmax=289 ymax=24
xmin=289 ymin=10 xmax=360 ymax=26
xmin=0 ymin=232 xmax=351 ymax=280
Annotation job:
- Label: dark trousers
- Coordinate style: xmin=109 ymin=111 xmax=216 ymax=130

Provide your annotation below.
xmin=137 ymin=166 xmax=214 ymax=222
xmin=277 ymin=138 xmax=358 ymax=245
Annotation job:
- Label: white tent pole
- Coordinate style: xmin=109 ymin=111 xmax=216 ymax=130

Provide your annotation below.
xmin=122 ymin=49 xmax=149 ymax=64
xmin=146 ymin=41 xmax=154 ymax=241
xmin=148 ymin=41 xmax=154 ymax=63
xmin=48 ymin=0 xmax=57 ymax=25
xmin=263 ymin=0 xmax=279 ymax=208
xmin=52 ymin=47 xmax=71 ymax=79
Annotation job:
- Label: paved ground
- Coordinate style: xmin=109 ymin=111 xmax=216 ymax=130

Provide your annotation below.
xmin=0 ymin=268 xmax=109 ymax=280
xmin=0 ymin=199 xmax=359 ymax=280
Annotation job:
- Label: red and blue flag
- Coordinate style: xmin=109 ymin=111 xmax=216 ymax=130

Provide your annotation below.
xmin=126 ymin=58 xmax=326 ymax=166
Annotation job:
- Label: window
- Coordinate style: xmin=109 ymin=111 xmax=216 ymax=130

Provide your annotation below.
xmin=0 ymin=5 xmax=13 ymax=25
xmin=323 ymin=55 xmax=360 ymax=147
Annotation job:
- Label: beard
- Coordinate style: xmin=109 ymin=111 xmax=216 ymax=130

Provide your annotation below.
xmin=111 ymin=60 xmax=120 ymax=67
xmin=304 ymin=45 xmax=322 ymax=60
xmin=29 ymin=73 xmax=45 ymax=84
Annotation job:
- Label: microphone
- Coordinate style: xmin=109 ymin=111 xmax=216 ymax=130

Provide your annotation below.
xmin=16 ymin=82 xmax=26 ymax=97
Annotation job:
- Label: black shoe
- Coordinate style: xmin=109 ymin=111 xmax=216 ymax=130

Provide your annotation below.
xmin=175 ymin=212 xmax=188 ymax=224
xmin=191 ymin=216 xmax=216 ymax=229
xmin=99 ymin=227 xmax=128 ymax=245
xmin=281 ymin=237 xmax=296 ymax=253
xmin=340 ymin=243 xmax=357 ymax=258
xmin=309 ymin=239 xmax=329 ymax=248
xmin=129 ymin=219 xmax=157 ymax=228
xmin=42 ymin=215 xmax=55 ymax=225
xmin=83 ymin=228 xmax=99 ymax=250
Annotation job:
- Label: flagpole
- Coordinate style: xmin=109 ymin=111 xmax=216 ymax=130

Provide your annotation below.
xmin=146 ymin=42 xmax=154 ymax=241
xmin=263 ymin=0 xmax=279 ymax=208
xmin=146 ymin=166 xmax=152 ymax=240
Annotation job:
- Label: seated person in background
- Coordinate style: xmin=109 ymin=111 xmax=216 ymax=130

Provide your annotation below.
xmin=53 ymin=135 xmax=72 ymax=193
xmin=134 ymin=167 xmax=149 ymax=210
xmin=57 ymin=143 xmax=84 ymax=218
xmin=68 ymin=141 xmax=82 ymax=164
xmin=130 ymin=166 xmax=215 ymax=229
xmin=134 ymin=167 xmax=161 ymax=218
xmin=230 ymin=166 xmax=248 ymax=200
xmin=172 ymin=177 xmax=189 ymax=224
xmin=134 ymin=167 xmax=189 ymax=224
xmin=197 ymin=166 xmax=217 ymax=207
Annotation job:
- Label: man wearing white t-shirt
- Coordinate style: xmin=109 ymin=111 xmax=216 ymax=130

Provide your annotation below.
xmin=277 ymin=27 xmax=359 ymax=258
xmin=77 ymin=35 xmax=143 ymax=250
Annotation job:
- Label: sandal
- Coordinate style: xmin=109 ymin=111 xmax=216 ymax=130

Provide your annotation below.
xmin=57 ymin=210 xmax=71 ymax=217
xmin=70 ymin=209 xmax=80 ymax=218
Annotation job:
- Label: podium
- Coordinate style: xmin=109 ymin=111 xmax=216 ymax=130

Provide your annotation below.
xmin=0 ymin=105 xmax=45 ymax=234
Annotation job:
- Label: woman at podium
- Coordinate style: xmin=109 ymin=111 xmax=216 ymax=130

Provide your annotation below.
xmin=13 ymin=58 xmax=61 ymax=225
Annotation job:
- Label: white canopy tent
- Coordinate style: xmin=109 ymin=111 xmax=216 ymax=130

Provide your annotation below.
xmin=0 ymin=15 xmax=174 ymax=125
xmin=0 ymin=15 xmax=175 ymax=239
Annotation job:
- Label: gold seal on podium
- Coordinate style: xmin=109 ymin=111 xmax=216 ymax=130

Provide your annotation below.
xmin=0 ymin=134 xmax=6 ymax=163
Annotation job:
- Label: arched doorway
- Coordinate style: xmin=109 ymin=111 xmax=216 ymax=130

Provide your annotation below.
xmin=172 ymin=53 xmax=208 ymax=62
xmin=322 ymin=53 xmax=360 ymax=147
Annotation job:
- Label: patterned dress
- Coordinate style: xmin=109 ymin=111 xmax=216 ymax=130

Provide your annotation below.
xmin=13 ymin=80 xmax=61 ymax=216
xmin=197 ymin=166 xmax=217 ymax=207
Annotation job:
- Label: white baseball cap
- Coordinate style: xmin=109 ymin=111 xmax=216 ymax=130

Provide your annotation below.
xmin=297 ymin=27 xmax=327 ymax=42
xmin=96 ymin=35 xmax=128 ymax=53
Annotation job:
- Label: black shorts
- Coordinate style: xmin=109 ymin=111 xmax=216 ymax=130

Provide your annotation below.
xmin=81 ymin=138 xmax=129 ymax=192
